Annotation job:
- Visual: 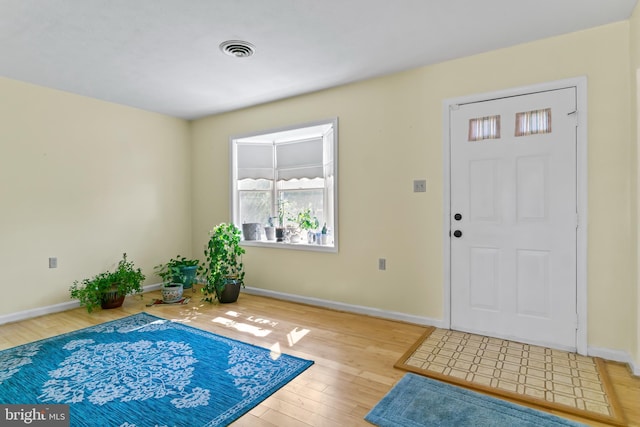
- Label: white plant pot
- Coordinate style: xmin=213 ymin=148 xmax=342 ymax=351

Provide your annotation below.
xmin=264 ymin=226 xmax=276 ymax=241
xmin=162 ymin=283 xmax=184 ymax=303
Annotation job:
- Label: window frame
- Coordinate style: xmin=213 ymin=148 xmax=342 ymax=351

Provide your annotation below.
xmin=230 ymin=117 xmax=339 ymax=253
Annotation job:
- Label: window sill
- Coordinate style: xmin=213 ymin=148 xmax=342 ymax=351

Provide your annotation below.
xmin=240 ymin=240 xmax=337 ymax=253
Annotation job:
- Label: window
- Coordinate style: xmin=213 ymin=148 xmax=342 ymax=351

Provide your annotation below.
xmin=515 ymin=108 xmax=552 ymax=136
xmin=231 ymin=118 xmax=338 ymax=251
xmin=468 ymin=115 xmax=501 ymax=141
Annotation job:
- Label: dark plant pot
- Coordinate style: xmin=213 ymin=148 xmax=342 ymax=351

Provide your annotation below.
xmin=218 ymin=279 xmax=241 ymax=304
xmin=178 ymin=265 xmax=198 ymax=289
xmin=275 ymin=227 xmax=285 ymax=242
xmin=101 ymin=289 xmax=125 ymax=309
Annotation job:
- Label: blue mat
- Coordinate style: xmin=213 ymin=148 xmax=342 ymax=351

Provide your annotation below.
xmin=0 ymin=313 xmax=313 ymax=426
xmin=366 ymin=373 xmax=587 ymax=427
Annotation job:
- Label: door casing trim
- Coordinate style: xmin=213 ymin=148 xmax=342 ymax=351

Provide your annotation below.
xmin=441 ymin=77 xmax=588 ymax=354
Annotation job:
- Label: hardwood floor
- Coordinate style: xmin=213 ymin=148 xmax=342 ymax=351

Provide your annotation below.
xmin=0 ymin=289 xmax=638 ymax=426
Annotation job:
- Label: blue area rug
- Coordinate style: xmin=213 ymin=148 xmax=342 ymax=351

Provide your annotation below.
xmin=365 ymin=373 xmax=587 ymax=427
xmin=0 ymin=313 xmax=313 ymax=426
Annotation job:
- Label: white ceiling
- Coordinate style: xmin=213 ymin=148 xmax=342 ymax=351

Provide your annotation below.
xmin=0 ymin=0 xmax=637 ymax=120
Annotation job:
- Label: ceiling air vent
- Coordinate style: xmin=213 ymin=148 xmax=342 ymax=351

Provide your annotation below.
xmin=219 ymin=40 xmax=256 ymax=58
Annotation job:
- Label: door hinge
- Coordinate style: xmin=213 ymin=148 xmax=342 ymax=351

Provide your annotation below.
xmin=568 ymin=110 xmax=578 ymax=126
xmin=575 ymin=213 xmax=579 ymax=229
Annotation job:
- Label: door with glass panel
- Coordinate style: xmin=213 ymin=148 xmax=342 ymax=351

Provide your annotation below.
xmin=450 ymin=87 xmax=578 ymax=350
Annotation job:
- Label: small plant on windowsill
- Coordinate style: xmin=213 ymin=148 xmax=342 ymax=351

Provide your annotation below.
xmin=295 ymin=208 xmax=319 ymax=232
xmin=276 ymin=199 xmax=287 ymax=242
xmin=293 ymin=208 xmax=319 ymax=244
xmin=264 ymin=216 xmax=276 ymax=241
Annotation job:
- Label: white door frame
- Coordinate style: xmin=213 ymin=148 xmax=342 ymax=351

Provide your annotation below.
xmin=442 ymin=77 xmax=588 ymax=354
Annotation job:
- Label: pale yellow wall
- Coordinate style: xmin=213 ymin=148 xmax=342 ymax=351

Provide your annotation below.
xmin=0 ymin=77 xmax=191 ymax=316
xmin=192 ymin=22 xmax=636 ymax=358
xmin=630 ymin=2 xmax=640 ymax=366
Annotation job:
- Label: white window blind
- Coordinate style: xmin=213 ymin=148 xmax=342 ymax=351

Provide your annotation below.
xmin=237 ymin=143 xmax=274 ymax=180
xmin=276 ymin=138 xmax=323 ymax=180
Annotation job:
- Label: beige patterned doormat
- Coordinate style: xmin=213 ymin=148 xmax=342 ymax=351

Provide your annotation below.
xmin=395 ymin=328 xmax=625 ymax=426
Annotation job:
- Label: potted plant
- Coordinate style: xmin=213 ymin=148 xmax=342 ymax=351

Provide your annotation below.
xmin=69 ymin=253 xmax=146 ymax=313
xmin=321 ymin=222 xmax=329 ymax=245
xmin=154 ymin=255 xmax=200 ymax=302
xmin=202 ymin=223 xmax=245 ymax=303
xmin=154 ymin=255 xmax=200 ymax=288
xmin=294 ymin=208 xmax=319 ymax=243
xmin=264 ymin=216 xmax=276 ymax=241
xmin=276 ymin=199 xmax=287 ymax=242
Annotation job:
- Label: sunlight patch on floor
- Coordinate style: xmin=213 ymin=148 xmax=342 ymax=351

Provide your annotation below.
xmin=212 ymin=316 xmax=272 ymax=337
xmin=287 ymin=327 xmax=310 ymax=346
xmin=270 ymin=341 xmax=282 ymax=360
xmin=211 ymin=310 xmax=312 ymax=357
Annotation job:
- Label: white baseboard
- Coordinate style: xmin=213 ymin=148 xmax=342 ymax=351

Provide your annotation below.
xmin=243 ymin=286 xmax=448 ymax=329
xmin=0 ymin=300 xmax=80 ymax=326
xmin=0 ymin=283 xmax=162 ymax=326
xmin=588 ymin=346 xmax=640 ymax=376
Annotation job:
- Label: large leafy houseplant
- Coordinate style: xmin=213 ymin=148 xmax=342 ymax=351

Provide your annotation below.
xmin=202 ymin=223 xmax=245 ymax=303
xmin=154 ymin=255 xmax=200 ymax=288
xmin=69 ymin=253 xmax=146 ymax=312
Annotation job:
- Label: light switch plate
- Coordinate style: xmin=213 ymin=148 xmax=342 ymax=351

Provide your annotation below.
xmin=413 ymin=179 xmax=426 ymax=192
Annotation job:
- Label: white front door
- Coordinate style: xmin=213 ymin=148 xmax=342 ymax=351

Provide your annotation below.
xmin=450 ymin=88 xmax=578 ymax=350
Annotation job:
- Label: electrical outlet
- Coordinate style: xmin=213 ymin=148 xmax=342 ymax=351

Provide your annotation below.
xmin=413 ymin=179 xmax=427 ymax=193
xmin=49 ymin=257 xmax=58 ymax=269
xmin=378 ymin=258 xmax=386 ymax=271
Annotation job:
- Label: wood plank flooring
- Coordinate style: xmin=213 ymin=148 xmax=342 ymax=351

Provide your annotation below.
xmin=0 ymin=289 xmax=638 ymax=426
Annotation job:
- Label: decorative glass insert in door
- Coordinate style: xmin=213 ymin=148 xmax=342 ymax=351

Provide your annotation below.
xmin=515 ymin=108 xmax=552 ymax=136
xmin=468 ymin=115 xmax=501 ymax=142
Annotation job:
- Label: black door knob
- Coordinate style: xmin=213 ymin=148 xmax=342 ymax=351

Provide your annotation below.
xmin=454 ymin=213 xmax=462 ymax=221
xmin=453 ymin=230 xmax=462 ymax=238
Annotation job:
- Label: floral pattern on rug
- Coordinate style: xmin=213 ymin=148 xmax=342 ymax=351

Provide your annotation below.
xmin=227 ymin=344 xmax=286 ymax=398
xmin=0 ymin=343 xmax=41 ymax=385
xmin=91 ymin=316 xmax=174 ymax=334
xmin=0 ymin=313 xmax=314 ymax=427
xmin=39 ymin=339 xmax=209 ymax=408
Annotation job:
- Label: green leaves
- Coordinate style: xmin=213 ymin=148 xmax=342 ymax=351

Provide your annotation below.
xmin=154 ymin=255 xmax=200 ymax=284
xmin=295 ymin=208 xmax=319 ymax=231
xmin=202 ymin=223 xmax=245 ymax=302
xmin=69 ymin=253 xmax=145 ymax=313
